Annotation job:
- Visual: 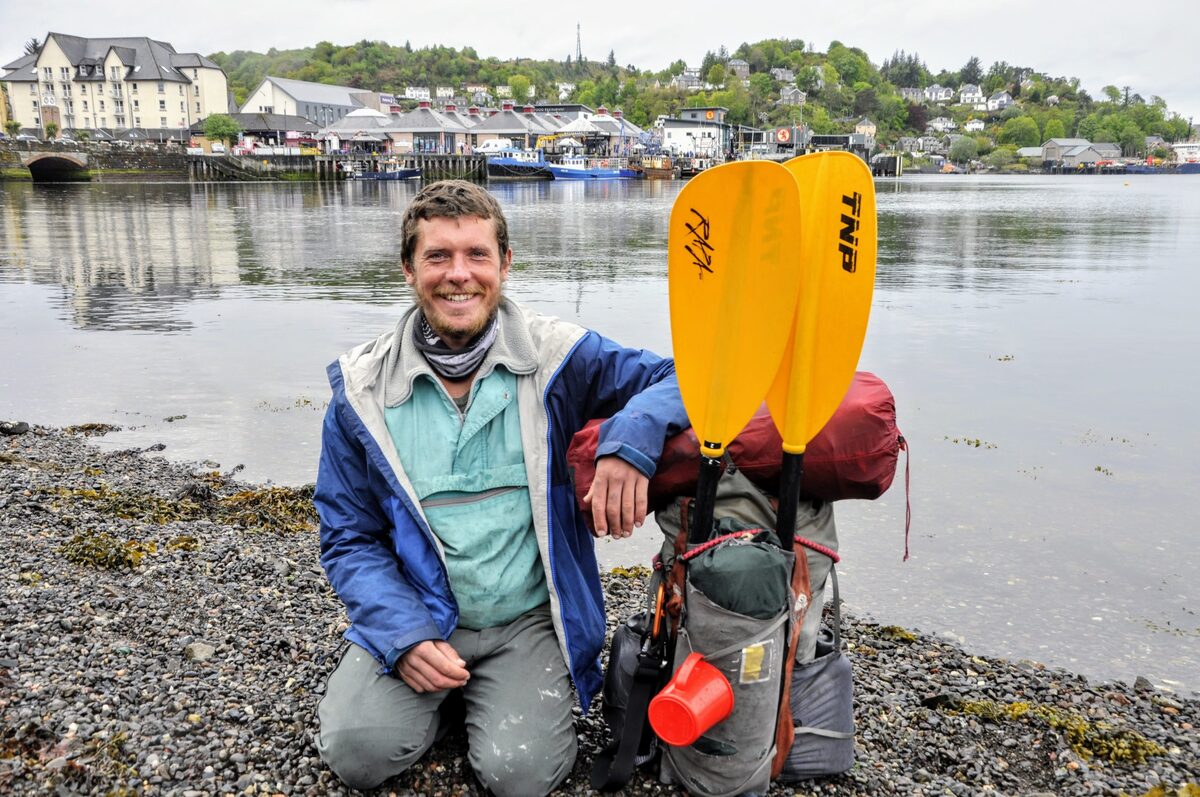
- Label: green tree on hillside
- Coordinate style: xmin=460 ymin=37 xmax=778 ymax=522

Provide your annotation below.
xmin=999 ymin=116 xmax=1040 ymax=147
xmin=853 ymin=87 xmax=880 ymax=118
xmin=827 ymin=43 xmax=875 ymax=86
xmin=949 ymin=136 xmax=979 ymax=164
xmin=960 ymin=56 xmax=983 ymax=86
xmin=204 ymin=114 xmax=242 ymax=150
xmin=880 ymin=50 xmax=928 ymax=87
xmin=707 ymin=64 xmax=726 ymax=86
xmin=508 ymin=75 xmax=532 ymax=102
xmin=985 ymin=145 xmax=1018 ymax=170
xmin=1042 ymin=118 xmax=1066 ymax=139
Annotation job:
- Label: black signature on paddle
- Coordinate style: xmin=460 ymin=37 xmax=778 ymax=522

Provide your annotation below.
xmin=684 ymin=208 xmax=714 ymax=278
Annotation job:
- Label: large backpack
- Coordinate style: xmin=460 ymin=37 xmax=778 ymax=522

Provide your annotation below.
xmin=591 ymin=461 xmax=855 ymax=795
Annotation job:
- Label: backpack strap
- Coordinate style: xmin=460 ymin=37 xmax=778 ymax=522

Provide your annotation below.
xmin=770 ymin=532 xmax=813 ymax=778
xmin=901 ymin=436 xmax=911 ymax=561
xmin=590 ymin=640 xmax=670 ymax=791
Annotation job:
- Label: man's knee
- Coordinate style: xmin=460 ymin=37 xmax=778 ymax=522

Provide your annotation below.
xmin=470 ymin=729 xmax=578 ymax=797
xmin=317 ymin=723 xmax=431 ymax=791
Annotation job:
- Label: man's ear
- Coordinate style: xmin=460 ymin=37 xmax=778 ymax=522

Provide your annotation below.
xmin=500 ymin=248 xmax=513 ymax=281
xmin=402 ymin=260 xmax=416 ymax=286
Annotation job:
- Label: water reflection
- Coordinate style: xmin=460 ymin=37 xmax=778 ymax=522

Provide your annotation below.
xmin=2 ymin=174 xmax=1199 ymax=691
xmin=876 ymin=177 xmax=1175 ymax=293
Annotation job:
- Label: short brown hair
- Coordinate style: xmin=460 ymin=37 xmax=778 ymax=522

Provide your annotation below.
xmin=400 ymin=180 xmax=509 ymax=267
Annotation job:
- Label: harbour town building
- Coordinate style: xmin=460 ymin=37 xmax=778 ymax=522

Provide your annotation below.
xmin=1 ymin=32 xmax=229 ymax=135
xmin=239 ymin=76 xmax=364 ymax=127
xmin=656 ymin=107 xmax=733 ymax=157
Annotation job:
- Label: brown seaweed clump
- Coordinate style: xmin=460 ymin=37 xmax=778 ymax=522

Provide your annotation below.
xmin=217 ymin=485 xmax=317 ymax=534
xmin=47 ymin=485 xmax=203 ymax=525
xmin=62 ymin=423 xmax=121 ymax=437
xmin=948 ymin=698 xmax=1167 ymax=765
xmin=59 ymin=530 xmax=158 ymax=570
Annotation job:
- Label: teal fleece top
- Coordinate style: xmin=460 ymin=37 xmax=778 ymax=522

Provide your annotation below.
xmin=385 ymin=366 xmax=548 ymax=629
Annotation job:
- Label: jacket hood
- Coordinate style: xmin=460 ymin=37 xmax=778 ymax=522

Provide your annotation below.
xmin=384 ymin=297 xmax=539 ymax=407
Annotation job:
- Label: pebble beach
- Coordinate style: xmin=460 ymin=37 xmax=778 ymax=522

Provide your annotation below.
xmin=1 ymin=424 xmax=1197 ymax=796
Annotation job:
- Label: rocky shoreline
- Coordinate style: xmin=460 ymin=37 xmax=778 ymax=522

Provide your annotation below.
xmin=1 ymin=424 xmax=1197 ymax=796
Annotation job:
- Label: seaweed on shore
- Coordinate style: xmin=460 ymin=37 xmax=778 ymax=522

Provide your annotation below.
xmin=217 ymin=485 xmax=317 ymax=534
xmin=59 ymin=530 xmax=157 ymax=569
xmin=44 ymin=481 xmax=318 ymax=535
xmin=1130 ymin=785 xmax=1200 ymax=797
xmin=62 ymin=423 xmax=121 ymax=437
xmin=46 ymin=485 xmax=204 ymax=524
xmin=942 ymin=697 xmax=1167 ymax=764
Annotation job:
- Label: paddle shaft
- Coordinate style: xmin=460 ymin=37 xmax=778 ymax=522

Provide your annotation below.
xmin=775 ymin=452 xmax=803 ymax=553
xmin=689 ymin=454 xmax=723 ymax=544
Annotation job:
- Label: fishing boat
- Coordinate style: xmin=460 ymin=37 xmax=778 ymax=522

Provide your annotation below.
xmin=485 ymin=148 xmax=552 ymax=180
xmin=545 ymin=155 xmax=626 ymax=180
xmin=358 ymin=160 xmax=421 ymax=180
xmin=640 ymin=155 xmax=676 ymax=179
xmin=678 ymin=157 xmax=716 ymax=179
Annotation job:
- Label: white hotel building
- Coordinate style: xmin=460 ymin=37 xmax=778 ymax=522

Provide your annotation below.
xmin=2 ymin=32 xmax=229 ymax=134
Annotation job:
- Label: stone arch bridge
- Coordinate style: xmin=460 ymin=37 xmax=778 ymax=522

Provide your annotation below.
xmin=16 ymin=151 xmax=91 ymax=180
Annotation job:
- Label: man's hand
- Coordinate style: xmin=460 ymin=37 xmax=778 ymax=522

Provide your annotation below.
xmin=583 ymin=455 xmax=649 ymax=539
xmin=396 ymin=640 xmax=470 ymax=693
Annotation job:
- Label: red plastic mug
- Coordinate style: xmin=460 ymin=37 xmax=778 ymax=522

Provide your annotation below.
xmin=648 ymin=652 xmax=735 ymax=746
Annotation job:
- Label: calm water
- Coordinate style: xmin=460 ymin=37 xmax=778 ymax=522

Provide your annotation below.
xmin=2 ymin=175 xmax=1197 ymax=694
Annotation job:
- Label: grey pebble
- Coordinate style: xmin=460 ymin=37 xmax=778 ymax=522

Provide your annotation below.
xmin=1 ymin=426 xmax=1197 ymax=797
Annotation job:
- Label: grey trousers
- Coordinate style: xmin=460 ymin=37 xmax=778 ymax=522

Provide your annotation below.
xmin=316 ymin=604 xmax=578 ymax=796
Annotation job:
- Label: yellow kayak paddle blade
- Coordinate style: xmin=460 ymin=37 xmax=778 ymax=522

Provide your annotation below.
xmin=767 ymin=151 xmax=878 ymax=453
xmin=669 ymin=161 xmax=804 ymax=459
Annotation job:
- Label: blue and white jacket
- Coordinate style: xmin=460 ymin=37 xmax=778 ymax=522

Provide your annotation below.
xmin=314 ymin=297 xmax=687 ymax=710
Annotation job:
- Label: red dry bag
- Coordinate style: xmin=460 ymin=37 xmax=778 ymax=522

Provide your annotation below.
xmin=568 ymin=371 xmax=905 ymax=510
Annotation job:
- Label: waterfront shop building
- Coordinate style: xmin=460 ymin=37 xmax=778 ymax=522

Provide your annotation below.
xmin=391 ymin=100 xmax=469 ymax=153
xmin=439 ymin=103 xmax=476 ymax=133
xmin=534 ymin=103 xmax=595 ymax=123
xmin=317 ymin=108 xmax=404 ymax=154
xmin=656 ymin=107 xmax=733 ymax=157
xmin=240 ymin=76 xmax=363 ymax=128
xmin=1061 ymin=145 xmax=1105 ymax=169
xmin=1041 ymin=138 xmax=1091 ymax=163
xmin=470 ymin=102 xmax=558 ymax=149
xmin=810 ymin=133 xmax=874 ymax=159
xmin=588 ymin=107 xmax=643 ymax=156
xmin=189 ymin=112 xmax=319 ymax=151
xmin=1 ymin=32 xmax=229 ymax=136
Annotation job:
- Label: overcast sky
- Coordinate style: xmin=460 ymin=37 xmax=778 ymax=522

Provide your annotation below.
xmin=3 ymin=0 xmax=1196 ymax=126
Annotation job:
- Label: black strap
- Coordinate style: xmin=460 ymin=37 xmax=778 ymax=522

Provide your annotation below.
xmin=590 ymin=647 xmax=667 ymax=791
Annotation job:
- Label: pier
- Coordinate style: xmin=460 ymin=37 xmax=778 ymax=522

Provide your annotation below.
xmin=186 ymin=153 xmax=488 ymax=182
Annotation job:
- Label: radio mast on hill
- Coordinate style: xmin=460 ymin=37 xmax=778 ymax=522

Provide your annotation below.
xmin=576 ymin=23 xmax=583 ymax=65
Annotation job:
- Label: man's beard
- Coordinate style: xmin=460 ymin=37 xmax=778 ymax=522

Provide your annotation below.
xmin=416 ymin=287 xmax=500 ymax=345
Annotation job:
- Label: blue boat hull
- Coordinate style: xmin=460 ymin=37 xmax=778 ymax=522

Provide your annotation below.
xmin=362 ymin=168 xmax=421 ymax=180
xmin=487 ymin=158 xmax=552 ymax=180
xmin=546 ymin=164 xmax=625 ymax=180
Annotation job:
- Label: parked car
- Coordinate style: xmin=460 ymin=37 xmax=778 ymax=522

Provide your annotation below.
xmin=210 ymin=142 xmax=226 ymax=153
xmin=15 ymin=134 xmax=38 ymax=142
xmin=476 ymin=138 xmax=516 ymax=153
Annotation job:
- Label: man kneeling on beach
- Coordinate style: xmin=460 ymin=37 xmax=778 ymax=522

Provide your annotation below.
xmin=313 ymin=180 xmax=687 ymax=795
